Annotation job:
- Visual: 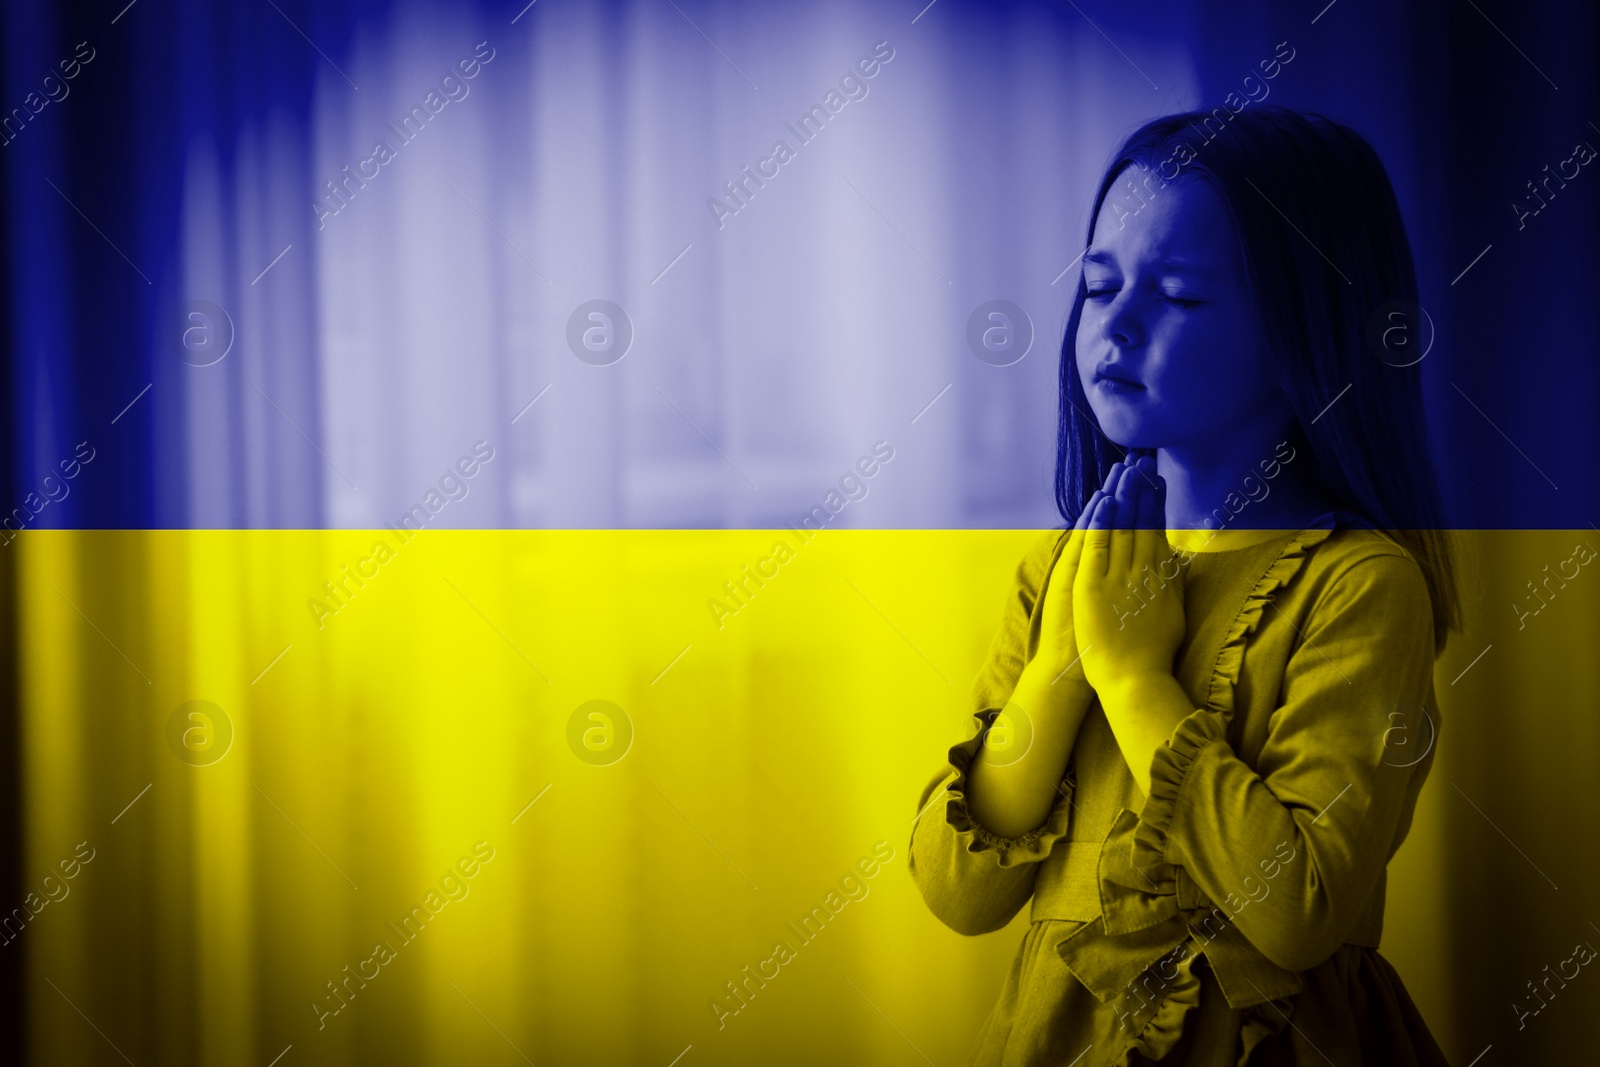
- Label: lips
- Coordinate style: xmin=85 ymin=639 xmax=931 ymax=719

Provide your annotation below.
xmin=1094 ymin=363 xmax=1144 ymax=389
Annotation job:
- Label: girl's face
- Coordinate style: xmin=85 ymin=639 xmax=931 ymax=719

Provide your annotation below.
xmin=1075 ymin=167 xmax=1289 ymax=455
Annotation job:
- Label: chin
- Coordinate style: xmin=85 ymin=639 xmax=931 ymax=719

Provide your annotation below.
xmin=1091 ymin=412 xmax=1156 ymax=450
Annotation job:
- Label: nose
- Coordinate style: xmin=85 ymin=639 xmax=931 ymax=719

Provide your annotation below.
xmin=1098 ymin=289 xmax=1143 ymax=349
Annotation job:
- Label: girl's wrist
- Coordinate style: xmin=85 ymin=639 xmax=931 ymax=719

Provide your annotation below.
xmin=1017 ymin=653 xmax=1095 ymax=708
xmin=1098 ymin=669 xmax=1184 ymax=716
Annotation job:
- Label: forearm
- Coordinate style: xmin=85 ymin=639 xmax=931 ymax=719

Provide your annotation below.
xmin=966 ymin=658 xmax=1094 ymax=839
xmin=1096 ymin=670 xmax=1193 ymax=797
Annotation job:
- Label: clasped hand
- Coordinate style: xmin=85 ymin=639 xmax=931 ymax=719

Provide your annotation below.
xmin=1036 ymin=454 xmax=1187 ymax=696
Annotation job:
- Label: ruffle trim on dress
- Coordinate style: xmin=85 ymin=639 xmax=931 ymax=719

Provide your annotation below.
xmin=1128 ymin=707 xmax=1230 ymax=878
xmin=1052 ymin=929 xmax=1297 ymax=1067
xmin=940 ymin=715 xmax=1077 ymax=867
xmin=1238 ymin=996 xmax=1297 ymax=1066
xmin=1108 ymin=942 xmax=1205 ymax=1064
xmin=1202 ymin=511 xmax=1342 ymax=725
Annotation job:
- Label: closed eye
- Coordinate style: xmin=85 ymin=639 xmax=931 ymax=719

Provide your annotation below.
xmin=1085 ymin=285 xmax=1204 ymax=308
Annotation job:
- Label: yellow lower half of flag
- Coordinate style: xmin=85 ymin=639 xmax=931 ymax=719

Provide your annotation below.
xmin=8 ymin=529 xmax=1592 ymax=1064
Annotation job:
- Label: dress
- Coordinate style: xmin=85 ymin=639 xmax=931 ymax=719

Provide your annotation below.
xmin=908 ymin=512 xmax=1453 ymax=1066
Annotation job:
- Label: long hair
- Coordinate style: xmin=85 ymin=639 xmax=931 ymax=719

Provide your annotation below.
xmin=1053 ymin=106 xmax=1461 ymax=650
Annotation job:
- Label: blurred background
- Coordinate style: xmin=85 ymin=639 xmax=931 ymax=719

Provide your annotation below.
xmin=2 ymin=0 xmax=1598 ymax=1063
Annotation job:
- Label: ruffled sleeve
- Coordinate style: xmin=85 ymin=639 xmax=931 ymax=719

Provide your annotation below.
xmin=908 ymin=529 xmax=1078 ymax=936
xmin=1128 ymin=705 xmax=1230 ymax=877
xmin=909 ymin=725 xmax=1079 ymax=937
xmin=945 ymin=727 xmax=1077 ymax=859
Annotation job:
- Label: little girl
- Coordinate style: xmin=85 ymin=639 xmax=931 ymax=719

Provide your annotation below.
xmin=910 ymin=106 xmax=1460 ymax=1066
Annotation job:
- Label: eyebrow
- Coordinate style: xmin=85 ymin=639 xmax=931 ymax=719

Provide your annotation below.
xmin=1081 ymin=247 xmax=1222 ymax=274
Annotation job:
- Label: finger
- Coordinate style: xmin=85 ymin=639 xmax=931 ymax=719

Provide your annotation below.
xmin=1074 ymin=490 xmax=1103 ymax=532
xmin=1099 ymin=461 xmax=1126 ymax=499
xmin=1109 ymin=462 xmax=1139 ymax=576
xmin=1043 ymin=518 xmax=1087 ymax=642
xmin=1087 ymin=490 xmax=1115 ymax=530
xmin=1059 ymin=494 xmax=1098 ymax=573
xmin=1092 ymin=464 xmax=1125 ymax=571
xmin=1126 ymin=451 xmax=1164 ymax=511
xmin=1058 ymin=516 xmax=1089 ymax=591
xmin=1067 ymin=491 xmax=1101 ymax=565
xmin=1083 ymin=493 xmax=1113 ymax=577
xmin=1112 ymin=461 xmax=1140 ymax=524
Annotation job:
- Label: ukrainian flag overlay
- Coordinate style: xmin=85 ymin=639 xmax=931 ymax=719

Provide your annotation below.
xmin=3 ymin=1 xmax=1597 ymax=1065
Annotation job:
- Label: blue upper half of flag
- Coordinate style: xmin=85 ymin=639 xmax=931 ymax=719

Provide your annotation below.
xmin=4 ymin=0 xmax=1594 ymax=529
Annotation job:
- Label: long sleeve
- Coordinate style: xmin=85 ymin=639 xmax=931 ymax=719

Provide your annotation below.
xmin=908 ymin=529 xmax=1076 ymax=936
xmin=1130 ymin=550 xmax=1439 ymax=973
